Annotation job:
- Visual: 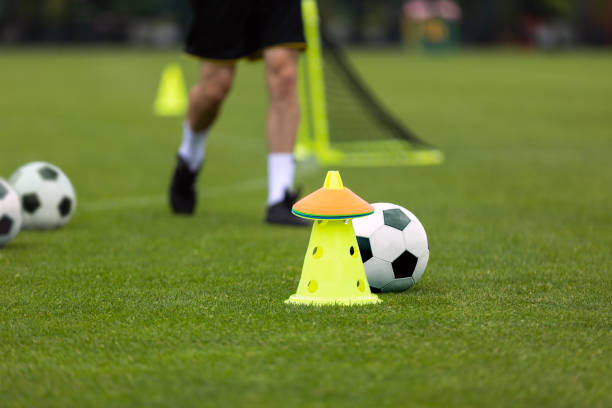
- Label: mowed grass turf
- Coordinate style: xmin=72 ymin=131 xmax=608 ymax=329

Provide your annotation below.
xmin=0 ymin=48 xmax=611 ymax=407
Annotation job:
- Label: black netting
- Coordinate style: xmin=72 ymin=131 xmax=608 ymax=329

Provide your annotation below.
xmin=319 ymin=22 xmax=428 ymax=147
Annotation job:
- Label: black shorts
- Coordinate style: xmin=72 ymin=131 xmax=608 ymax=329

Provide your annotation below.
xmin=185 ymin=0 xmax=306 ymax=62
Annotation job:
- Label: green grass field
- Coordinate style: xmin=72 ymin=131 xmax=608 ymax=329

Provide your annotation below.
xmin=1 ymin=48 xmax=611 ymax=407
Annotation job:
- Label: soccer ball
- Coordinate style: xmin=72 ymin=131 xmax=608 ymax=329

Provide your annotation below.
xmin=0 ymin=179 xmax=22 ymax=247
xmin=353 ymin=203 xmax=429 ymax=292
xmin=9 ymin=162 xmax=76 ymax=230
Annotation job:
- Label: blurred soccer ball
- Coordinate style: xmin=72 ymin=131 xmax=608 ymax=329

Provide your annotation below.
xmin=353 ymin=202 xmax=429 ymax=292
xmin=9 ymin=162 xmax=76 ymax=230
xmin=0 ymin=179 xmax=22 ymax=247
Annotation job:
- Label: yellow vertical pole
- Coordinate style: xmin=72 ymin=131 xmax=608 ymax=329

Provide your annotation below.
xmin=301 ymin=0 xmax=332 ymax=158
xmin=295 ymin=57 xmax=314 ymax=160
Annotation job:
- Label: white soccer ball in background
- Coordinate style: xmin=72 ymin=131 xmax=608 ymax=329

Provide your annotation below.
xmin=9 ymin=162 xmax=76 ymax=230
xmin=353 ymin=202 xmax=429 ymax=292
xmin=0 ymin=179 xmax=23 ymax=247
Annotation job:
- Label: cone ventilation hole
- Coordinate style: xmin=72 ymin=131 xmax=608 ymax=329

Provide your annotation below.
xmin=307 ymin=280 xmax=318 ymax=293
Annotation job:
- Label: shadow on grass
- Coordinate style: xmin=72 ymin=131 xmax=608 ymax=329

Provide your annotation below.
xmin=376 ymin=283 xmax=451 ymax=300
xmin=0 ymin=240 xmax=37 ymax=252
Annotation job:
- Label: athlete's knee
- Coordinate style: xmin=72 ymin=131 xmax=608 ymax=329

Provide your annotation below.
xmin=269 ymin=66 xmax=298 ymax=102
xmin=266 ymin=52 xmax=299 ymax=102
xmin=193 ymin=78 xmax=232 ymax=106
xmin=192 ymin=65 xmax=235 ymax=106
xmin=190 ymin=83 xmax=227 ymax=108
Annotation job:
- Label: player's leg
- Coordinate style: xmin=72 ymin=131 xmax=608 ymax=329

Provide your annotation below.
xmin=263 ymin=47 xmax=307 ymax=226
xmin=179 ymin=62 xmax=235 ymax=172
xmin=169 ymin=62 xmax=236 ymax=214
xmin=265 ymin=47 xmax=300 ymax=153
xmin=187 ymin=62 xmax=236 ymax=134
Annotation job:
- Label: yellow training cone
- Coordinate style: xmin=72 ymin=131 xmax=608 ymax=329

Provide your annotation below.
xmin=286 ymin=171 xmax=381 ymax=306
xmin=154 ymin=63 xmax=187 ymax=116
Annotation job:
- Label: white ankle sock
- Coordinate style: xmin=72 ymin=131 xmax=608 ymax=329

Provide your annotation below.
xmin=267 ymin=153 xmax=295 ymax=205
xmin=178 ymin=122 xmax=207 ymax=171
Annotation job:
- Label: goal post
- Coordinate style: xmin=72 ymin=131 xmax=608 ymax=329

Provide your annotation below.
xmin=296 ymin=0 xmax=342 ymax=164
xmin=296 ymin=0 xmax=444 ymax=167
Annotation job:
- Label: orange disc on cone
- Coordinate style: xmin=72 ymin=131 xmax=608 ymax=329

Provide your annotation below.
xmin=292 ymin=171 xmax=374 ymax=220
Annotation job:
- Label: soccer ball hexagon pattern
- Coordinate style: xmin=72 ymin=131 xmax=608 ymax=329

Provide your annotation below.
xmin=9 ymin=162 xmax=76 ymax=230
xmin=0 ymin=179 xmax=23 ymax=247
xmin=353 ymin=202 xmax=429 ymax=292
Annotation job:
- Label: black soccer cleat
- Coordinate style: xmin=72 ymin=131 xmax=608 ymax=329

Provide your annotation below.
xmin=169 ymin=155 xmax=200 ymax=215
xmin=266 ymin=190 xmax=310 ymax=227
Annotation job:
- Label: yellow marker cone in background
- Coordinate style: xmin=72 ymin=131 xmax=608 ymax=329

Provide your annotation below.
xmin=286 ymin=171 xmax=381 ymax=306
xmin=154 ymin=63 xmax=187 ymax=116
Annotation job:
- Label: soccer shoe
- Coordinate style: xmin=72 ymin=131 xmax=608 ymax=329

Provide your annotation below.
xmin=266 ymin=190 xmax=310 ymax=227
xmin=169 ymin=155 xmax=199 ymax=214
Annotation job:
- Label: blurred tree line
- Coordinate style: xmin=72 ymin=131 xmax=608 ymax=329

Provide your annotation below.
xmin=0 ymin=0 xmax=610 ymax=45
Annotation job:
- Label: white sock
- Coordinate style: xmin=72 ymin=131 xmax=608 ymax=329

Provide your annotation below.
xmin=178 ymin=121 xmax=207 ymax=172
xmin=267 ymin=153 xmax=295 ymax=205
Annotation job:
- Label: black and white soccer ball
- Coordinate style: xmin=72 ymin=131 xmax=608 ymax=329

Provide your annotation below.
xmin=9 ymin=162 xmax=76 ymax=230
xmin=0 ymin=178 xmax=22 ymax=247
xmin=353 ymin=203 xmax=429 ymax=292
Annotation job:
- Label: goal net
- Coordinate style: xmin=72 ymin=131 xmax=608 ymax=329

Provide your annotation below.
xmin=296 ymin=0 xmax=444 ymax=167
